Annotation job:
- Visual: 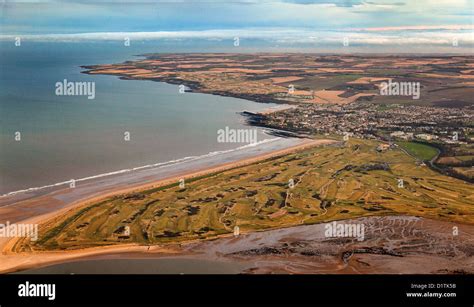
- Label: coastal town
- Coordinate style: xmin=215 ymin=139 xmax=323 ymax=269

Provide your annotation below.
xmin=252 ymin=102 xmax=473 ymax=143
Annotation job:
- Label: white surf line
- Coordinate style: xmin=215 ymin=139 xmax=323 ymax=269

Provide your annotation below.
xmin=0 ymin=137 xmax=282 ymax=198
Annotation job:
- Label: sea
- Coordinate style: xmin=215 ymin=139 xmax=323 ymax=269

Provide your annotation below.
xmin=0 ymin=41 xmax=282 ymax=195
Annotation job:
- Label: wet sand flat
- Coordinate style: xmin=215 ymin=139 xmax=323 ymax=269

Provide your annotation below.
xmin=183 ymin=215 xmax=474 ymax=274
xmin=8 ymin=215 xmax=473 ymax=274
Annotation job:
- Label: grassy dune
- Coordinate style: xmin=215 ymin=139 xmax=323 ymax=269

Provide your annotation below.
xmin=25 ymin=139 xmax=474 ymax=251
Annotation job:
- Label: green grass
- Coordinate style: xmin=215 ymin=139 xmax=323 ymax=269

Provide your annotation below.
xmin=397 ymin=141 xmax=438 ymax=161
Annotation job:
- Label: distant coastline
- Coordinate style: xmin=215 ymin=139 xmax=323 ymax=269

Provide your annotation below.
xmin=81 ymin=65 xmax=291 ymax=106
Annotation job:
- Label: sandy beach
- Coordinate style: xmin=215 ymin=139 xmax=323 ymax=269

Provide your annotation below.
xmin=0 ymin=137 xmax=337 ymax=273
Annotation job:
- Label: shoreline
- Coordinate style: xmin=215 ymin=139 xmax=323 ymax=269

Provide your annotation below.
xmin=82 ymin=68 xmax=295 ymax=107
xmin=0 ymin=138 xmax=337 ymax=274
xmin=0 ymin=137 xmax=332 ymax=214
xmin=0 ymin=137 xmax=284 ymax=199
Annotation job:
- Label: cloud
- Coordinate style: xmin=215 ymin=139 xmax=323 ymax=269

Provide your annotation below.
xmin=1 ymin=28 xmax=472 ymax=49
xmin=280 ymin=0 xmax=361 ymax=6
xmin=2 ymin=0 xmax=472 ymax=38
xmin=353 ymin=24 xmax=474 ymax=31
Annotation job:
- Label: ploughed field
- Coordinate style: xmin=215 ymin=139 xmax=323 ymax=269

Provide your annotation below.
xmin=19 ymin=139 xmax=474 ymax=252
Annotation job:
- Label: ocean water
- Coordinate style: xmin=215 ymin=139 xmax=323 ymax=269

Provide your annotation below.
xmin=0 ymin=42 xmax=279 ymax=195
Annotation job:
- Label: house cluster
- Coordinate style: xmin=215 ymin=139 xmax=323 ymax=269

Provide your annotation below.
xmin=262 ymin=102 xmax=473 ymax=144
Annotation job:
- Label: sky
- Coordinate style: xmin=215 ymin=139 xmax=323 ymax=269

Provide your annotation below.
xmin=0 ymin=0 xmax=473 ymax=52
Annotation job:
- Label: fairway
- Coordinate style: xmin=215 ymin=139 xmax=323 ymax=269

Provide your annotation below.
xmin=397 ymin=141 xmax=439 ymax=161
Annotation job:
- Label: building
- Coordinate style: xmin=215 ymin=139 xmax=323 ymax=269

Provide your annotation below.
xmin=415 ymin=134 xmax=435 ymax=141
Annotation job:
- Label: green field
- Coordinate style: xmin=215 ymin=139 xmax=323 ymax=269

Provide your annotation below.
xmin=22 ymin=139 xmax=474 ymax=252
xmin=397 ymin=141 xmax=438 ymax=161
